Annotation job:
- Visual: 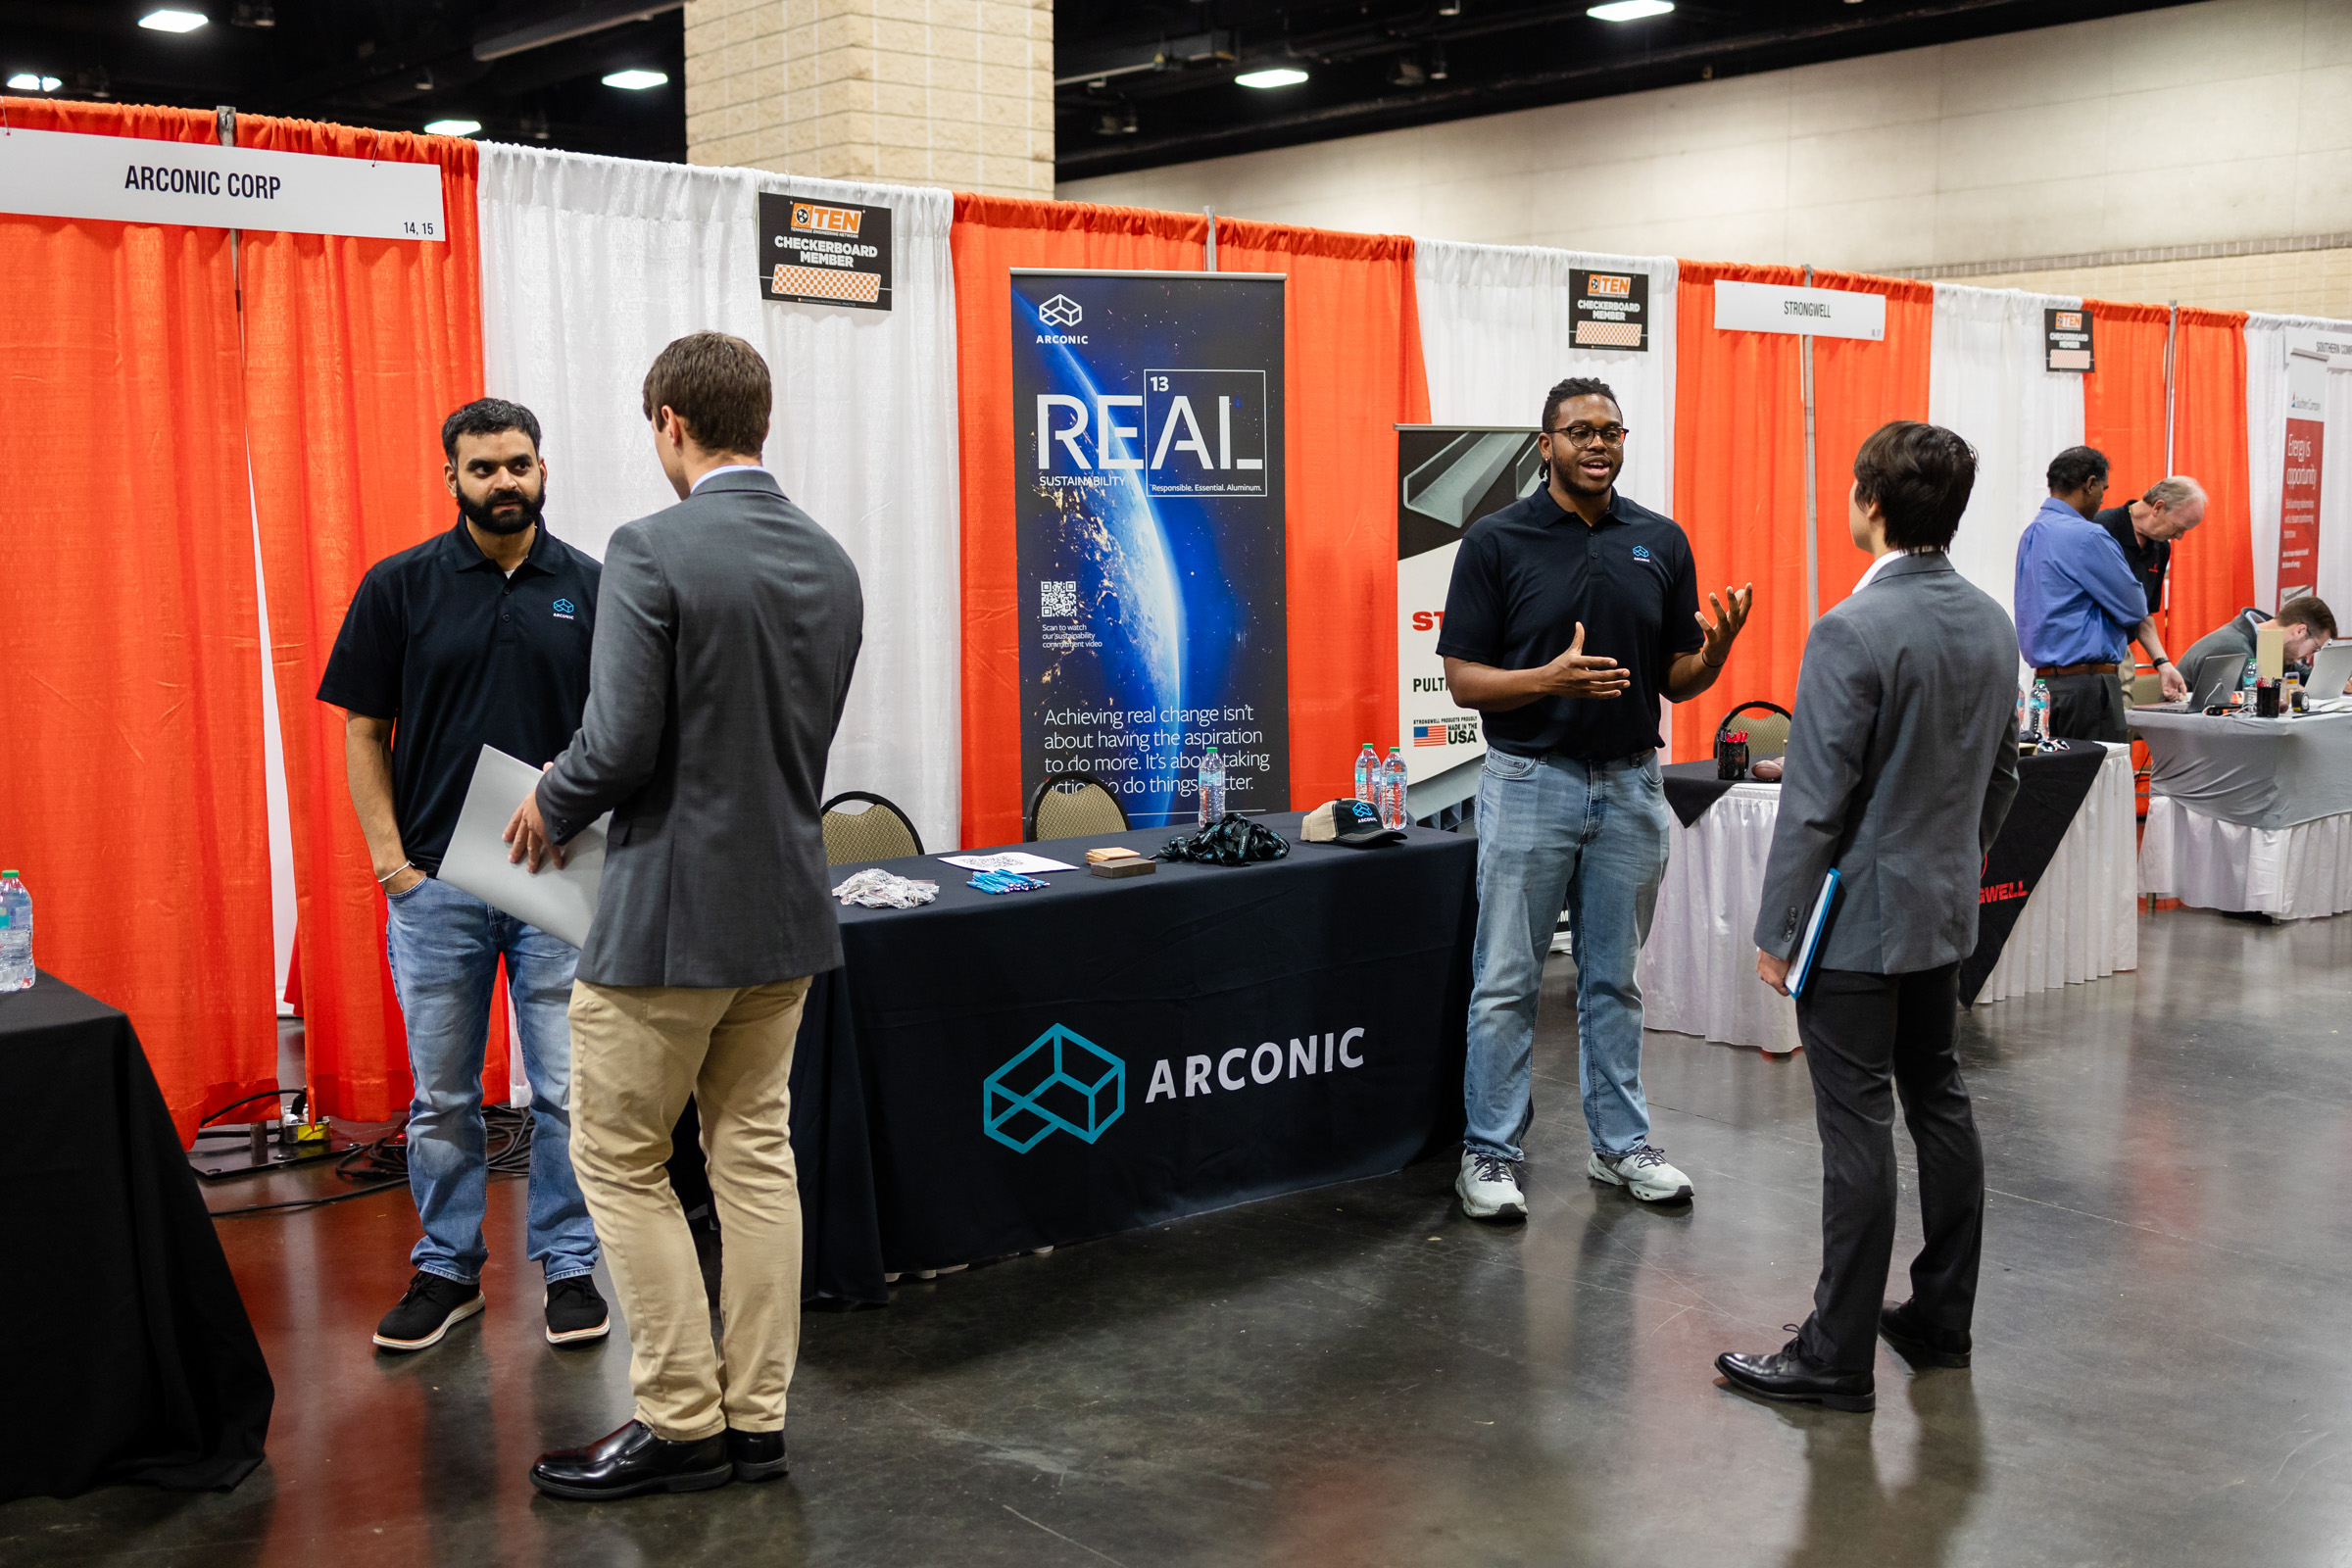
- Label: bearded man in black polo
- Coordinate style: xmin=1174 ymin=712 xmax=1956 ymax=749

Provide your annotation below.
xmin=1439 ymin=376 xmax=1752 ymax=1220
xmin=318 ymin=398 xmax=611 ymax=1354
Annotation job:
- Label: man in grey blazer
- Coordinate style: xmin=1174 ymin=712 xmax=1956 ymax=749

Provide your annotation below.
xmin=1716 ymin=421 xmax=2020 ymax=1414
xmin=504 ymin=332 xmax=863 ymax=1499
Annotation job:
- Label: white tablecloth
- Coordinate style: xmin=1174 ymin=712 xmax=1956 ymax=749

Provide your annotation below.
xmin=1637 ymin=744 xmax=2138 ymax=1053
xmin=2137 ymin=796 xmax=2352 ymax=919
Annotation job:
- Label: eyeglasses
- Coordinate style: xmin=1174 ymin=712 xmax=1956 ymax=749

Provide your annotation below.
xmin=1545 ymin=422 xmax=1629 ymax=448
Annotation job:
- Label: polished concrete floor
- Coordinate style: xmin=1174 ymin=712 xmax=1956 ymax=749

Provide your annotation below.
xmin=11 ymin=906 xmax=2352 ymax=1565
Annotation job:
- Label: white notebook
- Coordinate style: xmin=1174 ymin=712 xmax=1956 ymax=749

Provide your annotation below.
xmin=435 ymin=746 xmax=609 ymax=949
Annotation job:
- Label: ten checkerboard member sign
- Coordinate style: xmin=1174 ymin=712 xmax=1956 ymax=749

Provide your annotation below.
xmin=1437 ymin=375 xmax=1752 ymax=1222
xmin=1720 ymin=421 xmax=2020 ymax=1414
xmin=316 ymin=397 xmax=612 ymax=1356
xmin=504 ymin=333 xmax=864 ymax=1502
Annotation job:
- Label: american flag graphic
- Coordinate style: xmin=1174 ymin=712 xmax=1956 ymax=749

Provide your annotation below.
xmin=1412 ymin=723 xmax=1446 ymax=748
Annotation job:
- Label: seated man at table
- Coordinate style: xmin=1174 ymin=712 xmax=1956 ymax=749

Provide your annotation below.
xmin=2178 ymin=597 xmax=2337 ymax=696
xmin=1719 ymin=420 xmax=2019 ymax=1414
xmin=507 ymin=332 xmax=864 ymax=1501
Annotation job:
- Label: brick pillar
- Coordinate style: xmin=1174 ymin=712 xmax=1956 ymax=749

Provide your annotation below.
xmin=684 ymin=0 xmax=1054 ymax=198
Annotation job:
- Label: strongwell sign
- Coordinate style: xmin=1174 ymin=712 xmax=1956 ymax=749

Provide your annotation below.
xmin=982 ymin=1021 xmax=1370 ymax=1152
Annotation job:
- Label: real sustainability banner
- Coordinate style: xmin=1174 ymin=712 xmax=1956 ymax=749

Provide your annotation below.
xmin=1012 ymin=270 xmax=1289 ymax=827
xmin=1396 ymin=425 xmax=1546 ymax=785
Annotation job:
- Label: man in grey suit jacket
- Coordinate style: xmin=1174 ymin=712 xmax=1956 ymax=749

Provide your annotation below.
xmin=505 ymin=332 xmax=863 ymax=1500
xmin=1716 ymin=421 xmax=2020 ymax=1414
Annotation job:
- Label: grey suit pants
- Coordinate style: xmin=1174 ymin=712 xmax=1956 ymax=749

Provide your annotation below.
xmin=1793 ymin=962 xmax=1984 ymax=1373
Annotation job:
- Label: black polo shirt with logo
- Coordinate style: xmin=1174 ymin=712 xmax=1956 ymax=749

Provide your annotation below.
xmin=1437 ymin=486 xmax=1703 ymax=760
xmin=318 ymin=520 xmax=602 ymax=874
xmin=2094 ymin=504 xmax=2168 ymax=617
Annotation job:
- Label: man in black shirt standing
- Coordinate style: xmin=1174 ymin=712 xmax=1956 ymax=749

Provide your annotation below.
xmin=317 ymin=399 xmax=611 ymax=1354
xmin=2092 ymin=474 xmax=2205 ymax=701
xmin=1438 ymin=376 xmax=1751 ymax=1219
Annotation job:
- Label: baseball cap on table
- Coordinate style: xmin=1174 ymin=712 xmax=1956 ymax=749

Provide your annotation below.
xmin=1303 ymin=798 xmax=1404 ymax=848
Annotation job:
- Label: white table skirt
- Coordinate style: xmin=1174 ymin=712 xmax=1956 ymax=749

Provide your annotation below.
xmin=1637 ymin=744 xmax=2138 ymax=1053
xmin=2137 ymin=796 xmax=2352 ymax=919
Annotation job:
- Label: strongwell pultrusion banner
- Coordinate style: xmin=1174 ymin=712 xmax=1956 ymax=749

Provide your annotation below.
xmin=1011 ymin=270 xmax=1289 ymax=826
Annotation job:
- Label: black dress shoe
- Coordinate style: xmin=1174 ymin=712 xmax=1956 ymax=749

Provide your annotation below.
xmin=1879 ymin=1301 xmax=1972 ymax=1368
xmin=726 ymin=1428 xmax=789 ymax=1483
xmin=529 ymin=1420 xmax=732 ymax=1500
xmin=1716 ymin=1340 xmax=1876 ymax=1413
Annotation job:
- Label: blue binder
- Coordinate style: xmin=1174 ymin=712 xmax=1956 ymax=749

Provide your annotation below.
xmin=1788 ymin=868 xmax=1843 ymax=998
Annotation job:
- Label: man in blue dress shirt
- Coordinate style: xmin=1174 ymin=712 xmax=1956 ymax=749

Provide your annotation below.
xmin=2014 ymin=446 xmax=2148 ymax=741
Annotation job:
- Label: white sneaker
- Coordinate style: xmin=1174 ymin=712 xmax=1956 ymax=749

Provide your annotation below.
xmin=1588 ymin=1144 xmax=1694 ymax=1202
xmin=1456 ymin=1150 xmax=1527 ymax=1221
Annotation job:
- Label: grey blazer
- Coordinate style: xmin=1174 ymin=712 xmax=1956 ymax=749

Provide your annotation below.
xmin=1754 ymin=552 xmax=2021 ymax=975
xmin=538 ymin=469 xmax=864 ymax=988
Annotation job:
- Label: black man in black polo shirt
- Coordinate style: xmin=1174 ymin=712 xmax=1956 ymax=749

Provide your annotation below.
xmin=318 ymin=399 xmax=611 ymax=1354
xmin=1439 ymin=376 xmax=1752 ymax=1220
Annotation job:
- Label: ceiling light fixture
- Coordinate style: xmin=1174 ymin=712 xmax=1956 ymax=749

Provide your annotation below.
xmin=8 ymin=73 xmax=62 ymax=92
xmin=424 ymin=118 xmax=482 ymax=137
xmin=1587 ymin=0 xmax=1673 ymax=20
xmin=601 ymin=69 xmax=669 ymax=90
xmin=1235 ymin=67 xmax=1308 ymax=89
xmin=138 ymin=9 xmax=210 ymax=31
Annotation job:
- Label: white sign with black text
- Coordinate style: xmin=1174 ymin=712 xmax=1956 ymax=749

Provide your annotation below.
xmin=1713 ymin=280 xmax=1886 ymax=342
xmin=0 ymin=126 xmax=448 ymax=241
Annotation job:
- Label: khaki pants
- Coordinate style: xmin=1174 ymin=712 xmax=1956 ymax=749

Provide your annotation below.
xmin=567 ymin=976 xmax=811 ymax=1442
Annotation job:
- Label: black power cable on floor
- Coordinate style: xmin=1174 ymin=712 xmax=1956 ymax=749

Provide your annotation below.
xmin=209 ymin=1103 xmax=536 ymax=1218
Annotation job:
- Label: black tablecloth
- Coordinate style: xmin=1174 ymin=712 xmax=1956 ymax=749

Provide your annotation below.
xmin=0 ymin=973 xmax=273 ymax=1498
xmin=767 ymin=816 xmax=1477 ymax=1304
xmin=1661 ymin=760 xmax=1740 ymax=827
xmin=1958 ymin=742 xmax=2109 ymax=1004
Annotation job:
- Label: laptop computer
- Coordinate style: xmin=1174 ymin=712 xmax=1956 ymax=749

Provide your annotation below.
xmin=2185 ymin=650 xmax=2247 ymax=710
xmin=2304 ymin=642 xmax=2352 ymax=710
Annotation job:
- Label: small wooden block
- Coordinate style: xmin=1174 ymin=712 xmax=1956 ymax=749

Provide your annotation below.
xmin=1090 ymin=858 xmax=1156 ymax=879
xmin=1086 ymin=846 xmax=1143 ymax=864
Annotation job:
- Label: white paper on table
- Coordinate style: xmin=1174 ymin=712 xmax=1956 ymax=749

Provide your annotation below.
xmin=436 ymin=745 xmax=610 ymax=949
xmin=936 ymin=852 xmax=1081 ymax=874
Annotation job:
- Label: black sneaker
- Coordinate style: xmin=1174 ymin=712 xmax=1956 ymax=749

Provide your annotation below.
xmin=544 ymin=1276 xmax=612 ymax=1346
xmin=726 ymin=1428 xmax=789 ymax=1483
xmin=373 ymin=1271 xmax=485 ymax=1352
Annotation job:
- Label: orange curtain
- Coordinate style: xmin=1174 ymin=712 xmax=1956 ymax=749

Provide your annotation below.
xmin=1809 ymin=272 xmax=1935 ymax=613
xmin=1213 ymin=220 xmax=1430 ymax=808
xmin=239 ymin=117 xmax=487 ymax=1122
xmin=1671 ymin=262 xmax=1809 ymax=762
xmin=0 ymin=99 xmax=277 ymax=1141
xmin=949 ymin=197 xmax=1214 ymax=849
xmin=2165 ymin=308 xmax=2254 ymax=642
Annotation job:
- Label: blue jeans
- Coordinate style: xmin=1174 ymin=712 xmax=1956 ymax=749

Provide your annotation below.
xmin=384 ymin=874 xmax=599 ymax=1285
xmin=1464 ymin=749 xmax=1671 ymax=1162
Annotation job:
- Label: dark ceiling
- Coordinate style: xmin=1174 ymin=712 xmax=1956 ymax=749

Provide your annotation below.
xmin=1054 ymin=0 xmax=2200 ymax=180
xmin=0 ymin=1 xmax=685 ymax=161
xmin=0 ymin=1 xmax=2196 ymax=178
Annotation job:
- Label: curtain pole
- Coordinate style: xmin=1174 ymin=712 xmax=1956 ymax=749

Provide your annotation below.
xmin=1801 ymin=264 xmax=1818 ymax=625
xmin=2163 ymin=300 xmax=2179 ymax=474
xmin=1204 ymin=206 xmax=1216 ymax=271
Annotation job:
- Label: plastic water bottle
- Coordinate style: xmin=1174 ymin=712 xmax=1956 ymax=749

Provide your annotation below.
xmin=1354 ymin=742 xmax=1379 ymax=806
xmin=2025 ymin=678 xmax=2050 ymax=744
xmin=1380 ymin=747 xmax=1409 ymax=828
xmin=1198 ymin=746 xmax=1226 ymax=825
xmin=0 ymin=871 xmax=31 ymax=991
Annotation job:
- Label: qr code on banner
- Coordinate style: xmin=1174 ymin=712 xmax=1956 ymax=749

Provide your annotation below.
xmin=1040 ymin=579 xmax=1078 ymax=618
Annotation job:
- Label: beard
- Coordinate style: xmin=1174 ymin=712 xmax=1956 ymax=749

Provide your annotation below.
xmin=459 ymin=483 xmax=545 ymax=537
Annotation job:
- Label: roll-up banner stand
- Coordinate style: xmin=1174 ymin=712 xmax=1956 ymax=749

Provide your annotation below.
xmin=2280 ymin=346 xmax=2328 ymax=604
xmin=1012 ymin=270 xmax=1289 ymax=827
xmin=1395 ymin=425 xmax=1547 ymax=818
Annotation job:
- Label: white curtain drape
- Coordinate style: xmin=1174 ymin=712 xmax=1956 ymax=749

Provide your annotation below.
xmin=1413 ymin=240 xmax=1677 ymax=509
xmin=476 ymin=144 xmax=961 ymax=851
xmin=2244 ymin=313 xmax=2352 ymax=612
xmin=1927 ymin=284 xmax=2086 ymax=643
